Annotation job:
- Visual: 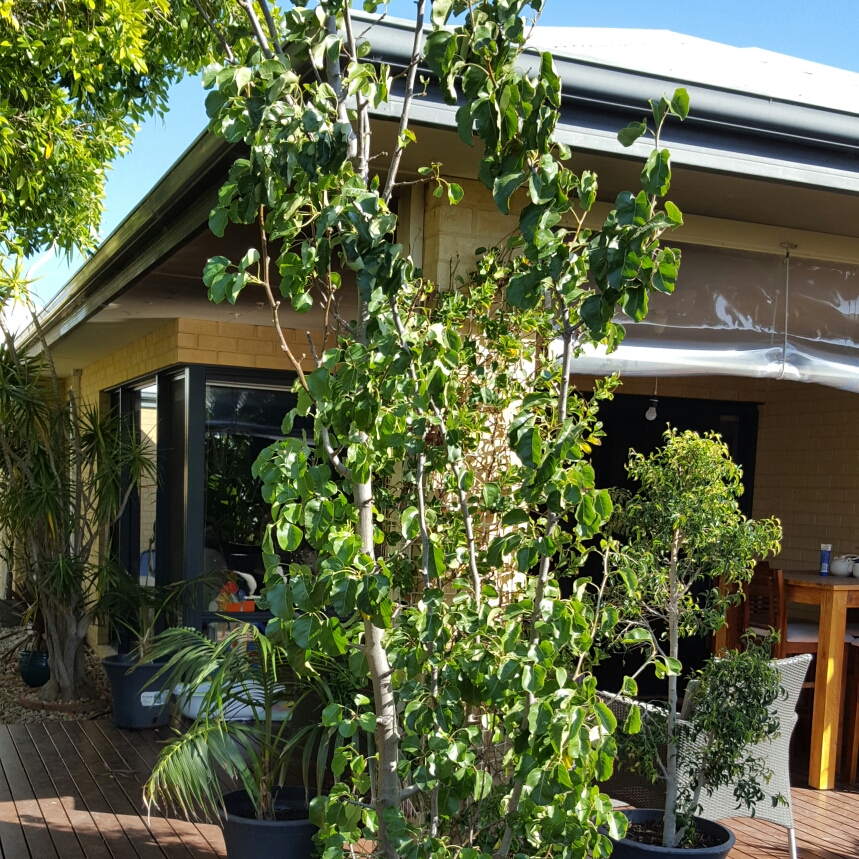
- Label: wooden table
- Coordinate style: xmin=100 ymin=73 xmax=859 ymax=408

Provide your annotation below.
xmin=783 ymin=570 xmax=859 ymax=789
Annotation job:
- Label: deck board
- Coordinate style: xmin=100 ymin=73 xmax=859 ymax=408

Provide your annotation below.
xmin=0 ymin=719 xmax=854 ymax=858
xmin=23 ymin=723 xmax=113 ymax=859
xmin=95 ymin=722 xmax=221 ymax=859
xmin=42 ymin=718 xmax=142 ymax=859
xmin=0 ymin=726 xmax=60 ymax=859
xmin=60 ymin=721 xmax=176 ymax=859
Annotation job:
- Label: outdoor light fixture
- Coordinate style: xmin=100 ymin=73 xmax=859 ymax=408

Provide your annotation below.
xmin=645 ymin=398 xmax=658 ymax=421
xmin=645 ymin=379 xmax=658 ymax=421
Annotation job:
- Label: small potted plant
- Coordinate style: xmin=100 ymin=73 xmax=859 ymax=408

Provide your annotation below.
xmin=604 ymin=428 xmax=782 ymax=857
xmin=143 ymin=622 xmax=367 ymax=859
xmin=11 ymin=587 xmax=49 ymax=688
xmin=102 ymin=577 xmax=191 ymax=728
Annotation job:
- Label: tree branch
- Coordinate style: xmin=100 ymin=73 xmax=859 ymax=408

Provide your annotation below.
xmin=238 ymin=0 xmax=273 ymax=60
xmin=191 ymin=0 xmax=235 ymax=63
xmin=383 ymin=0 xmax=425 ymax=202
xmin=257 ymin=0 xmax=284 ymax=59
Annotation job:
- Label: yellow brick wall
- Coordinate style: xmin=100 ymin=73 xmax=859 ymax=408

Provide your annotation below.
xmin=78 ymin=320 xmax=181 ymax=407
xmin=424 ymin=178 xmax=859 ymax=576
xmin=570 ymin=373 xmax=859 ymax=574
xmin=76 ymin=318 xmax=325 ymax=410
xmin=175 ymin=318 xmax=323 ymax=372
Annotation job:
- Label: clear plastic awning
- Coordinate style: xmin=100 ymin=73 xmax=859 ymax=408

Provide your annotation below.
xmin=570 ymin=242 xmax=859 ymax=392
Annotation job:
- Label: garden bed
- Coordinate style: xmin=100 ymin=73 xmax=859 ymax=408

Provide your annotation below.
xmin=0 ymin=633 xmax=111 ymax=723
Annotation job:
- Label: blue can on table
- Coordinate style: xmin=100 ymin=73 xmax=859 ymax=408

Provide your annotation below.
xmin=820 ymin=543 xmax=832 ymax=575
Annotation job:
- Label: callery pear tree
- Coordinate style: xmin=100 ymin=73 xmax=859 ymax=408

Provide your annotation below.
xmin=187 ymin=1 xmax=689 ymax=857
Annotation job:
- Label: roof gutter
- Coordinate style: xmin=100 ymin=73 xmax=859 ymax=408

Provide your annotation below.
xmin=358 ymin=11 xmax=859 ymax=154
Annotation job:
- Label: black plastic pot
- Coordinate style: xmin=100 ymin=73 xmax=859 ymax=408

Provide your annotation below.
xmin=221 ymin=787 xmax=316 ymax=859
xmin=18 ymin=650 xmax=49 ymax=688
xmin=605 ymin=809 xmax=736 ymax=859
xmin=103 ymin=653 xmax=170 ymax=729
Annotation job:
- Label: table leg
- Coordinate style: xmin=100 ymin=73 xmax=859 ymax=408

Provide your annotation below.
xmin=809 ymin=588 xmax=848 ymax=789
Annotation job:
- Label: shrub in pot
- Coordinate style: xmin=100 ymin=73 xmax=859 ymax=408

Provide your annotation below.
xmin=6 ymin=585 xmax=50 ymax=688
xmin=102 ymin=578 xmax=191 ymax=729
xmin=604 ymin=429 xmax=782 ymax=855
xmin=143 ymin=623 xmax=365 ymax=859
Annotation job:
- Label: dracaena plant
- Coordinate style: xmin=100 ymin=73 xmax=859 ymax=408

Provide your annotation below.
xmin=152 ymin=1 xmax=689 ymax=857
xmin=606 ymin=429 xmax=782 ymax=848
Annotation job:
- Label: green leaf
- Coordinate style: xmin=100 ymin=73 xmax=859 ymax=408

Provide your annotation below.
xmin=234 ymin=66 xmax=253 ymax=91
xmin=493 ymin=171 xmax=526 ymax=215
xmin=276 ymin=522 xmax=302 ymax=552
xmin=594 ymin=702 xmax=617 ymax=734
xmin=427 ymin=544 xmax=445 ymax=579
xmin=664 ymin=200 xmax=683 ymax=226
xmin=670 ymin=87 xmax=690 ymax=120
xmin=623 ymin=704 xmax=642 ymax=735
xmin=239 ymin=247 xmax=260 ymax=270
xmin=431 ymin=0 xmax=454 ymax=26
xmin=358 ymin=712 xmax=377 ymax=732
xmin=401 ymin=506 xmax=421 ymax=540
xmin=321 ymin=702 xmax=341 ymax=726
xmin=593 ymin=489 xmax=613 ymax=521
xmin=622 ymin=628 xmax=650 ymax=645
xmin=473 ymin=769 xmax=492 ymax=801
xmin=501 ymin=509 xmax=530 ymax=526
xmin=617 ymin=120 xmax=647 ymax=147
xmin=447 ymin=183 xmax=464 ymax=205
xmin=456 ymin=103 xmax=474 ymax=146
xmin=209 ymin=207 xmax=228 ymax=237
xmin=640 ymin=148 xmax=671 ymax=197
xmin=307 ymin=368 xmax=331 ymax=402
xmin=309 ymin=795 xmax=326 ymax=828
xmin=482 ymin=482 xmax=501 ymax=509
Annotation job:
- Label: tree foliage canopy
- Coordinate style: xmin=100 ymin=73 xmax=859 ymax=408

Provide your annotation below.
xmin=0 ymin=0 xmax=226 ymax=257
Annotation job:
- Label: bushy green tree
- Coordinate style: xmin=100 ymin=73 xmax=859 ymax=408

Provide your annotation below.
xmin=0 ymin=0 xmax=233 ymax=259
xmin=608 ymin=429 xmax=782 ymax=847
xmin=149 ymin=1 xmax=689 ymax=857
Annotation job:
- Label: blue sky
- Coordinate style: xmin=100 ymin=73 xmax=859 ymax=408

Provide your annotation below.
xmin=30 ymin=0 xmax=859 ymax=304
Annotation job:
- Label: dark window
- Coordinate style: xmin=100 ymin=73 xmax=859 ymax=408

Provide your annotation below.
xmin=113 ymin=365 xmax=306 ymax=630
xmin=203 ymin=383 xmax=301 ymax=593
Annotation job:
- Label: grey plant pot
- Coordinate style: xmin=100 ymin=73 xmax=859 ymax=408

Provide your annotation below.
xmin=102 ymin=653 xmax=170 ymax=729
xmin=220 ymin=787 xmax=317 ymax=859
xmin=605 ymin=809 xmax=736 ymax=859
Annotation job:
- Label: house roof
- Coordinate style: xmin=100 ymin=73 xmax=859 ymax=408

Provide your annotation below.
xmin=25 ymin=16 xmax=859 ymax=359
xmin=527 ymin=28 xmax=859 ymax=117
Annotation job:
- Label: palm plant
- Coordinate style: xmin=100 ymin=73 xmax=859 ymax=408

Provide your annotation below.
xmin=0 ymin=278 xmax=154 ymax=701
xmin=143 ymin=623 xmax=367 ymax=822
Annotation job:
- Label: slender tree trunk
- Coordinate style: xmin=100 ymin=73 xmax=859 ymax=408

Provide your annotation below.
xmin=663 ymin=526 xmax=682 ymax=848
xmin=354 ymin=473 xmax=399 ymax=859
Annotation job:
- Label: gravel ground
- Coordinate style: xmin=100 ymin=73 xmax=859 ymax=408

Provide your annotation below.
xmin=0 ymin=632 xmax=112 ymax=722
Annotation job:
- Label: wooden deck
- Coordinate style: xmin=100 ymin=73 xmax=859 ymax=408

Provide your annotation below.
xmin=0 ymin=720 xmax=854 ymax=858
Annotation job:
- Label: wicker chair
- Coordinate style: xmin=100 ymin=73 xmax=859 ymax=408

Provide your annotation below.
xmin=599 ymin=654 xmax=811 ymax=859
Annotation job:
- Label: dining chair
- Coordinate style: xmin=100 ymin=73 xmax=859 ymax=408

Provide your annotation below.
xmin=743 ymin=563 xmax=829 ymax=663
